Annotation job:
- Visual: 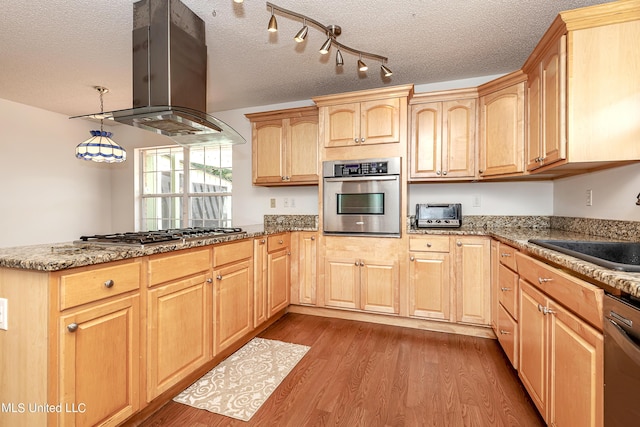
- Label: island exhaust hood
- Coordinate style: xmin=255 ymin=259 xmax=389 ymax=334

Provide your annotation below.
xmin=72 ymin=0 xmax=245 ymax=146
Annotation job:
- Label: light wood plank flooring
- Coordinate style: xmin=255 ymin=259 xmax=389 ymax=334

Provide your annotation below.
xmin=139 ymin=313 xmax=544 ymax=426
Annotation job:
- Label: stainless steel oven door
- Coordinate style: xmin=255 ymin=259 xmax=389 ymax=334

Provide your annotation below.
xmin=323 ymin=175 xmax=400 ymax=236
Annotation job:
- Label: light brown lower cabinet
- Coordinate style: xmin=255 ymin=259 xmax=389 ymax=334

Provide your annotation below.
xmin=267 ymin=233 xmax=291 ymax=317
xmin=408 ymin=235 xmax=451 ymax=321
xmin=454 ymin=236 xmax=491 ymax=325
xmin=213 ymin=240 xmax=254 ymax=354
xmin=518 ymin=258 xmax=603 ymax=427
xmin=292 ymin=231 xmax=318 ymax=305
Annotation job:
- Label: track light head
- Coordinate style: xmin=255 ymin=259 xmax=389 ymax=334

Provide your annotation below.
xmin=319 ymin=37 xmax=332 ymax=55
xmin=336 ymin=49 xmax=344 ymax=66
xmin=381 ymin=64 xmax=393 ymax=77
xmin=268 ymin=8 xmax=278 ymax=32
xmin=294 ymin=24 xmax=308 ymax=42
xmin=358 ymin=58 xmax=368 ymax=72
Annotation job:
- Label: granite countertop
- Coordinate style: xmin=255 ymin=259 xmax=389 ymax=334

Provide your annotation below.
xmin=2 ymin=214 xmax=639 ymax=298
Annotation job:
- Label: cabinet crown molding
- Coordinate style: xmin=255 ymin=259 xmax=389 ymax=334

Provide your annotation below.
xmin=245 ymin=106 xmax=318 ymax=121
xmin=313 ymin=84 xmax=414 ymax=106
xmin=410 ymin=87 xmax=479 ymax=104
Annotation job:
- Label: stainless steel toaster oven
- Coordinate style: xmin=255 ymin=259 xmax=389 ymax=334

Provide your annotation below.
xmin=415 ymin=203 xmax=462 ymax=228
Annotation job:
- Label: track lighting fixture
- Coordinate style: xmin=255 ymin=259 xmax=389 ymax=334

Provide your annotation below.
xmin=294 ymin=19 xmax=308 ymax=43
xmin=336 ymin=49 xmax=344 ymax=67
xmin=265 ymin=2 xmax=392 ymax=78
xmin=268 ymin=6 xmax=277 ymax=32
xmin=233 ymin=0 xmax=244 ymax=3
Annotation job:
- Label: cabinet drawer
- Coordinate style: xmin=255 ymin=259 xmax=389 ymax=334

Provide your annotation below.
xmin=409 ymin=236 xmax=450 ymax=252
xmin=268 ymin=233 xmax=290 ymax=252
xmin=213 ymin=239 xmax=253 ymax=267
xmin=498 ymin=244 xmax=518 ymax=271
xmin=516 ymin=252 xmax=603 ymax=330
xmin=59 ymin=261 xmax=141 ymax=310
xmin=497 ymin=303 xmax=518 ymax=369
xmin=148 ymin=248 xmax=211 ymax=287
xmin=498 ymin=263 xmax=519 ymax=320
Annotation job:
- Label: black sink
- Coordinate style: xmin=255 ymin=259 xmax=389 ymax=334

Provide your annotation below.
xmin=528 ymin=239 xmax=640 ymax=272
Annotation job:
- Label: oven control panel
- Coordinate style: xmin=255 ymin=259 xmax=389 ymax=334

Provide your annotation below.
xmin=333 ymin=161 xmax=388 ymax=177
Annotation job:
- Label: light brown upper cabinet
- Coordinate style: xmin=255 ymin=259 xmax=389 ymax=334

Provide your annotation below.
xmin=523 ymin=2 xmax=640 ymax=176
xmin=478 ymin=71 xmax=526 ymax=178
xmin=409 ymin=88 xmax=478 ymax=180
xmin=246 ymin=106 xmax=319 ymax=186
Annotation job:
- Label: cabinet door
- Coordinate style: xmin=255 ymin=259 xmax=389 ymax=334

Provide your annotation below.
xmin=519 ymin=281 xmax=549 ymax=422
xmin=360 ymin=258 xmax=399 ymax=314
xmin=288 ymin=116 xmax=319 ymax=184
xmin=323 ymin=103 xmax=359 ymax=147
xmin=548 ymin=300 xmax=603 ymax=427
xmin=252 ymin=120 xmax=286 ymax=184
xmin=540 ymin=35 xmax=566 ymax=166
xmin=360 ymin=98 xmax=401 ymax=145
xmin=324 ymin=257 xmax=360 ymax=309
xmin=410 ymin=102 xmax=442 ymax=178
xmin=497 ymin=303 xmax=519 ymax=369
xmin=409 ymin=252 xmax=450 ymax=320
xmin=526 ymin=68 xmax=543 ymax=171
xmin=479 ymin=82 xmax=525 ymax=177
xmin=442 ymin=98 xmax=476 ymax=178
xmin=59 ymin=295 xmax=140 ymax=427
xmin=454 ymin=237 xmax=490 ymax=325
xmin=215 ymin=260 xmax=253 ymax=353
xmin=147 ymin=274 xmax=211 ymax=400
xmin=490 ymin=240 xmax=499 ymax=331
xmin=268 ymin=248 xmax=290 ymax=317
xmin=297 ymin=232 xmax=317 ymax=305
xmin=253 ymin=238 xmax=268 ymax=327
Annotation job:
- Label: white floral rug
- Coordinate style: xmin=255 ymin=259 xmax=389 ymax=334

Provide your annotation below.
xmin=173 ymin=337 xmax=310 ymax=421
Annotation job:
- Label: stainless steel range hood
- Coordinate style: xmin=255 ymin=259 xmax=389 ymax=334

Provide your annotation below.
xmin=73 ymin=0 xmax=245 ymax=146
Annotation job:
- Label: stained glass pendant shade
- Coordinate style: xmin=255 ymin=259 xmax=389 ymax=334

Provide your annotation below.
xmin=75 ymin=87 xmax=126 ymax=163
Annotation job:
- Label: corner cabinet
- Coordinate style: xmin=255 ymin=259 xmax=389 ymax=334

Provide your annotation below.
xmin=478 ymin=71 xmax=526 ymax=178
xmin=409 ymin=89 xmax=478 ymax=180
xmin=246 ymin=106 xmax=319 ymax=186
xmin=523 ymin=4 xmax=640 ymax=176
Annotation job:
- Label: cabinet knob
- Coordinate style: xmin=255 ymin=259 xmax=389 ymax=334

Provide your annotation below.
xmin=288 ymin=251 xmax=291 ymax=256
xmin=499 ymin=330 xmax=511 ymax=335
xmin=410 ymin=256 xmax=415 ymax=261
xmin=206 ymin=278 xmax=213 ymax=283
xmin=278 ymin=239 xmax=283 ymax=244
xmin=216 ymin=274 xmax=222 ymax=280
xmin=361 ymin=137 xmax=365 ymax=143
xmin=500 ymin=287 xmax=511 ymax=292
xmin=360 ymin=261 xmax=365 ymax=267
xmin=538 ymin=277 xmax=553 ymax=284
xmin=479 ymin=169 xmax=484 ymax=174
xmin=426 ymin=243 xmax=432 ymax=248
xmin=442 ymin=171 xmax=448 ymax=176
xmin=281 ymin=176 xmax=286 ymax=181
xmin=260 ymin=239 xmax=266 ymax=244
xmin=436 ymin=170 xmax=441 ymax=176
xmin=456 ymin=241 xmax=462 ymax=247
xmin=537 ymin=303 xmax=544 ymax=312
xmin=67 ymin=323 xmax=79 ymax=333
xmin=285 ymin=176 xmax=290 ymax=180
xmin=104 ymin=279 xmax=114 ymax=288
xmin=500 ymin=253 xmax=511 ymax=257
xmin=310 ymin=236 xmax=315 ymax=241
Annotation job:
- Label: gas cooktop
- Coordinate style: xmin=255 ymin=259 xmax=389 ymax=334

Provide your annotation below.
xmin=75 ymin=227 xmax=245 ymax=247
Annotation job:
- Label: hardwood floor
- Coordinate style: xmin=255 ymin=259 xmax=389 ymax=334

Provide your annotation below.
xmin=139 ymin=313 xmax=544 ymax=426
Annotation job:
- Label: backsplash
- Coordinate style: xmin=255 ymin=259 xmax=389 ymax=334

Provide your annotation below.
xmin=264 ymin=215 xmax=318 ymax=230
xmin=551 ymin=216 xmax=640 ymax=241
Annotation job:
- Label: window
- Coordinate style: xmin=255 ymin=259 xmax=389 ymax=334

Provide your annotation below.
xmin=138 ymin=145 xmax=233 ymax=231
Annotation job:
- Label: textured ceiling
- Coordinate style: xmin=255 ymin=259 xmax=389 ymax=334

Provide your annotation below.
xmin=0 ymin=0 xmax=612 ymax=117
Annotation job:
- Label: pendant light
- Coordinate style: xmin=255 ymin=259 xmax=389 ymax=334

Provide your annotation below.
xmin=357 ymin=55 xmax=368 ymax=72
xmin=75 ymin=86 xmax=126 ymax=163
xmin=268 ymin=6 xmax=278 ymax=32
xmin=336 ymin=49 xmax=344 ymax=66
xmin=319 ymin=36 xmax=332 ymax=55
xmin=294 ymin=19 xmax=308 ymax=42
xmin=381 ymin=63 xmax=393 ymax=77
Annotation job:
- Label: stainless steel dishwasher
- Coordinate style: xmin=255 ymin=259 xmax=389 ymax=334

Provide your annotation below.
xmin=604 ymin=294 xmax=640 ymax=426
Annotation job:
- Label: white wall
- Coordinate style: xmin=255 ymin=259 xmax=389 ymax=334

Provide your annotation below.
xmin=553 ymin=163 xmax=640 ymax=221
xmin=0 ymin=98 xmax=114 ymax=247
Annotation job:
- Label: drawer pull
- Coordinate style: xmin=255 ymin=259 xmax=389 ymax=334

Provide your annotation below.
xmin=537 ymin=304 xmax=544 ymax=312
xmin=501 ymin=253 xmax=511 ymax=257
xmin=499 ymin=329 xmax=511 ymax=335
xmin=216 ymin=274 xmax=223 ymax=280
xmin=538 ymin=277 xmax=553 ymax=284
xmin=500 ymin=287 xmax=511 ymax=292
xmin=426 ymin=243 xmax=432 ymax=248
xmin=278 ymin=239 xmax=283 ymax=244
xmin=67 ymin=323 xmax=79 ymax=333
xmin=104 ymin=279 xmax=114 ymax=288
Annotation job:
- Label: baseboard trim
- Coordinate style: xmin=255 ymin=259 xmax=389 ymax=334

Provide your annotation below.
xmin=287 ymin=305 xmax=497 ymax=339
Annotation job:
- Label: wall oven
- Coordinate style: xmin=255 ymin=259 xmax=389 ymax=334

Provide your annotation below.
xmin=322 ymin=157 xmax=401 ymax=237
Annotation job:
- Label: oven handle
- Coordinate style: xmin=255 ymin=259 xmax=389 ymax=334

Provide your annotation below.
xmin=605 ymin=318 xmax=640 ymax=365
xmin=324 ymin=176 xmax=399 ymax=183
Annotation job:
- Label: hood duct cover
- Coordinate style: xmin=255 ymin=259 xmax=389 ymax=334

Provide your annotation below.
xmin=73 ymin=0 xmax=245 ymax=147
